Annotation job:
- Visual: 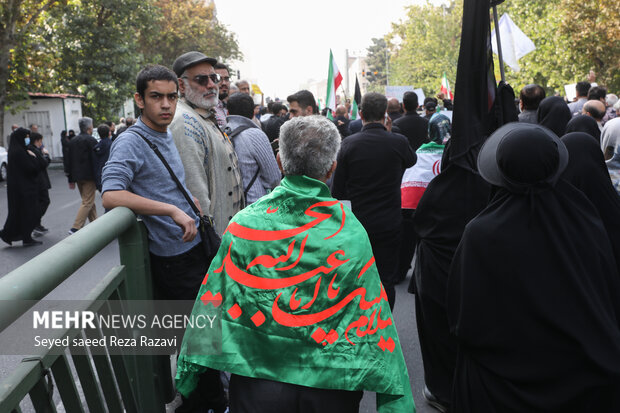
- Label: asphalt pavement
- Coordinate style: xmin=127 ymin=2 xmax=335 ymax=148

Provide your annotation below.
xmin=0 ymin=167 xmax=435 ymax=413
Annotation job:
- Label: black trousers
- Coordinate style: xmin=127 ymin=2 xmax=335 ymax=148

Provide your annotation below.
xmin=367 ymin=228 xmax=403 ymax=310
xmin=37 ymin=188 xmax=50 ymax=226
xmin=397 ymin=209 xmax=418 ymax=282
xmin=415 ymin=292 xmax=455 ymax=409
xmin=229 ymin=374 xmax=363 ymax=413
xmin=150 ymin=244 xmax=227 ymax=413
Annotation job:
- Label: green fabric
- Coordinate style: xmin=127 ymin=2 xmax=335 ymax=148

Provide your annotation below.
xmin=176 ymin=175 xmax=415 ymax=412
xmin=416 ymin=141 xmax=445 ymax=153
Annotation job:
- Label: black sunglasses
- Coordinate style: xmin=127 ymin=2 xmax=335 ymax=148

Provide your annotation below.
xmin=182 ymin=73 xmax=221 ymax=86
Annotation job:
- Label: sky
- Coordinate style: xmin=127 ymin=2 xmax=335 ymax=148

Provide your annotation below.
xmin=214 ymin=0 xmax=432 ymax=100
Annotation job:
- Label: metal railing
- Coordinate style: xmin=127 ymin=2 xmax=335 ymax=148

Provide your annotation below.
xmin=0 ymin=207 xmax=175 ymax=412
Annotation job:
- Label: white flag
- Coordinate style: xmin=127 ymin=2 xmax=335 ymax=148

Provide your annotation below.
xmin=491 ymin=13 xmax=536 ymax=72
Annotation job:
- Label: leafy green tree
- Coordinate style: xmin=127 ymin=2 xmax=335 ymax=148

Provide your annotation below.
xmin=385 ymin=0 xmax=619 ymax=100
xmin=491 ymin=0 xmax=619 ymax=95
xmin=140 ymin=0 xmax=241 ymax=68
xmin=557 ymin=0 xmax=620 ymax=92
xmin=494 ymin=0 xmax=580 ymax=95
xmin=365 ymin=38 xmax=389 ymax=93
xmin=387 ymin=0 xmax=462 ymax=97
xmin=0 ymin=0 xmax=64 ymax=146
xmin=44 ymin=0 xmax=155 ymax=122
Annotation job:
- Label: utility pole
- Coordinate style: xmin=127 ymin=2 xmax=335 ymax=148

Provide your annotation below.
xmin=345 ymin=49 xmax=350 ymax=96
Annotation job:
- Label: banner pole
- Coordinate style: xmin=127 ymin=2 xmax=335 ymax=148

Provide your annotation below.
xmin=492 ymin=5 xmax=506 ymax=83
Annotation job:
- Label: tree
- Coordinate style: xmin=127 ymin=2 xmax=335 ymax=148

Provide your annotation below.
xmin=558 ymin=0 xmax=620 ymax=92
xmin=492 ymin=0 xmax=619 ymax=95
xmin=385 ymin=0 xmax=619 ymax=100
xmin=0 ymin=0 xmax=64 ymax=146
xmin=140 ymin=0 xmax=241 ymax=68
xmin=45 ymin=0 xmax=155 ymax=122
xmin=365 ymin=38 xmax=389 ymax=93
xmin=386 ymin=0 xmax=462 ymax=98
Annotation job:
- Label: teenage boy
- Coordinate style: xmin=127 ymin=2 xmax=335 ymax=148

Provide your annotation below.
xmin=101 ymin=64 xmax=227 ymax=413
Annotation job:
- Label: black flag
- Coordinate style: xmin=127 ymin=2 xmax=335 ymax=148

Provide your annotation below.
xmin=354 ymin=75 xmax=361 ymax=106
xmin=408 ymin=1 xmax=511 ymax=406
xmin=351 ymin=75 xmax=362 ymax=119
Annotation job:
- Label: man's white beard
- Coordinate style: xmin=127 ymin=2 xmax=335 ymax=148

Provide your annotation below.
xmin=185 ymin=86 xmax=219 ymax=109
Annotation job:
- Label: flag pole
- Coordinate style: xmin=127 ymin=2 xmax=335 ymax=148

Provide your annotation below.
xmin=491 ymin=2 xmax=506 ymax=82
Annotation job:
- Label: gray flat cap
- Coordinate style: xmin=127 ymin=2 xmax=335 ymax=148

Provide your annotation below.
xmin=172 ymin=51 xmax=217 ymax=76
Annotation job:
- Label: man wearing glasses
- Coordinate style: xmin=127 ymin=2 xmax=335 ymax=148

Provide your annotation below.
xmin=170 ymin=51 xmax=244 ymax=235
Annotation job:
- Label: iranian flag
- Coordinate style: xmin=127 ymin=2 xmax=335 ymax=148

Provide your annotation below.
xmin=325 ymin=49 xmax=343 ymax=119
xmin=441 ymin=72 xmax=454 ymax=100
xmin=401 ymin=142 xmax=445 ymax=209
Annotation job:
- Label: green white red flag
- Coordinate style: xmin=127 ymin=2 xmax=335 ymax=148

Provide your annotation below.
xmin=325 ymin=49 xmax=343 ymax=119
xmin=441 ymin=72 xmax=453 ymax=100
xmin=401 ymin=142 xmax=445 ymax=209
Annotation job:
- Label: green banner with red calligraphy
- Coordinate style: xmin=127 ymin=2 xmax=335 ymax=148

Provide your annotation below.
xmin=176 ymin=175 xmax=414 ymax=412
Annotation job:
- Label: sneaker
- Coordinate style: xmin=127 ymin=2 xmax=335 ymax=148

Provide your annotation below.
xmin=68 ymin=228 xmax=79 ymax=235
xmin=35 ymin=225 xmax=49 ymax=233
xmin=423 ymin=386 xmax=448 ymax=413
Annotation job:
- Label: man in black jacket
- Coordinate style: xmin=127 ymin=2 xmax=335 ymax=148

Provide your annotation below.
xmin=392 ymin=91 xmax=429 ymax=283
xmin=331 ymin=92 xmax=416 ymax=309
xmin=66 ymin=117 xmax=98 ymax=234
xmin=393 ymin=91 xmax=429 ymax=152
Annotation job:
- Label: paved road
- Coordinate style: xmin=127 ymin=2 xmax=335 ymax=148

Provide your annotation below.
xmin=0 ymin=167 xmax=435 ymax=413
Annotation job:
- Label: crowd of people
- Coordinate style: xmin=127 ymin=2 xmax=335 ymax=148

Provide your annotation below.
xmin=1 ymin=49 xmax=620 ymax=412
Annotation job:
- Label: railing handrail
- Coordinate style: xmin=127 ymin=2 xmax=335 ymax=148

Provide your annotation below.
xmin=0 ymin=207 xmax=137 ymax=333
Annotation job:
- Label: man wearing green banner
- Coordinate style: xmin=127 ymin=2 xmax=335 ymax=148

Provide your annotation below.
xmin=176 ymin=115 xmax=414 ymax=412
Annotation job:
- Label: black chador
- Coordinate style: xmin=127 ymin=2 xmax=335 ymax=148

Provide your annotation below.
xmin=0 ymin=128 xmax=42 ymax=245
xmin=448 ymin=123 xmax=620 ymax=412
xmin=561 ymin=131 xmax=620 ymax=275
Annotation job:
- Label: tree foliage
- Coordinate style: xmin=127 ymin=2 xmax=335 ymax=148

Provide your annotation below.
xmin=385 ymin=0 xmax=620 ymax=99
xmin=140 ymin=0 xmax=241 ymax=68
xmin=365 ymin=38 xmax=389 ymax=93
xmin=0 ymin=0 xmax=65 ymax=146
xmin=1 ymin=0 xmax=241 ymax=137
xmin=387 ymin=0 xmax=461 ymax=97
xmin=40 ymin=0 xmax=156 ymax=121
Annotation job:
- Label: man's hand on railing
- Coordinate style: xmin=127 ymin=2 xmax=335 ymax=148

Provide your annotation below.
xmin=171 ymin=207 xmax=198 ymax=242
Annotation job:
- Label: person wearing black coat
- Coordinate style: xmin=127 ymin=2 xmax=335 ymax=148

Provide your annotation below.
xmin=28 ymin=132 xmax=51 ymax=235
xmin=0 ymin=128 xmax=43 ymax=246
xmin=331 ymin=93 xmax=416 ymax=309
xmin=66 ymin=118 xmax=98 ymax=233
xmin=393 ymin=91 xmax=430 ymax=283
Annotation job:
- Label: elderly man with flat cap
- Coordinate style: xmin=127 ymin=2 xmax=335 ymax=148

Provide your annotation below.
xmin=170 ymin=51 xmax=244 ymax=236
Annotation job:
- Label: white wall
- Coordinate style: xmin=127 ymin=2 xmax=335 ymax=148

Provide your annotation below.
xmin=4 ymin=97 xmax=82 ymax=160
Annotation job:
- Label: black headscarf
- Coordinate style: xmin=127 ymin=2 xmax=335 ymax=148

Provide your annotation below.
xmin=8 ymin=127 xmax=29 ymax=153
xmin=565 ymin=114 xmax=601 ymax=141
xmin=448 ymin=124 xmax=620 ymax=412
xmin=561 ymin=132 xmax=620 ymax=275
xmin=537 ymin=96 xmax=572 ymax=137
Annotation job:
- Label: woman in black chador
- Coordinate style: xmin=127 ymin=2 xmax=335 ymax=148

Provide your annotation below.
xmin=561 ymin=131 xmax=620 ymax=275
xmin=0 ymin=128 xmax=43 ymax=246
xmin=448 ymin=123 xmax=620 ymax=412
